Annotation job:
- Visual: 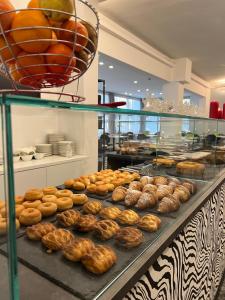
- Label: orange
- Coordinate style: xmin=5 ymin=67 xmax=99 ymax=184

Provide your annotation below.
xmin=51 ymin=31 xmax=58 ymax=45
xmin=16 ymin=51 xmax=47 ymax=80
xmin=11 ymin=10 xmax=52 ymax=53
xmin=60 ymin=21 xmax=89 ymax=52
xmin=0 ymin=0 xmax=15 ymax=31
xmin=9 ymin=62 xmax=40 ymax=88
xmin=9 ymin=63 xmax=23 ymax=83
xmin=44 ymin=73 xmax=69 ymax=87
xmin=27 ymin=0 xmax=39 ymax=8
xmin=46 ymin=43 xmax=76 ymax=74
xmin=0 ymin=35 xmax=20 ymax=64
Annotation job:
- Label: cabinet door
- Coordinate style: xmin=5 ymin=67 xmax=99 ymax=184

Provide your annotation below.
xmin=47 ymin=161 xmax=84 ymax=187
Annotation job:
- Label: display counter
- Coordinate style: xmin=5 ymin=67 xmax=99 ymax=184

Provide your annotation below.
xmin=0 ymin=94 xmax=224 ymax=300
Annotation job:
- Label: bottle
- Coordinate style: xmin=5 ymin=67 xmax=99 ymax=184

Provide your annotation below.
xmin=209 ymin=100 xmax=219 ymax=118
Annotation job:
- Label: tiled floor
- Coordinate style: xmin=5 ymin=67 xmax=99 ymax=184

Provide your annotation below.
xmin=217 ymin=275 xmax=225 ymax=299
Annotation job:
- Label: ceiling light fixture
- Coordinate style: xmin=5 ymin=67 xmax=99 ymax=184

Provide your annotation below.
xmin=129 ymin=93 xmax=132 ymax=96
xmin=137 ymin=89 xmax=141 ymax=92
xmin=108 ymin=65 xmax=114 ymax=69
xmin=160 ymin=92 xmax=163 ymax=95
xmin=133 ymin=80 xmax=138 ymax=84
xmin=99 ymin=61 xmax=104 ymax=66
xmin=146 ymin=88 xmax=149 ymax=92
xmin=125 ymin=92 xmax=128 ymax=95
xmin=151 ymin=93 xmax=155 ymax=96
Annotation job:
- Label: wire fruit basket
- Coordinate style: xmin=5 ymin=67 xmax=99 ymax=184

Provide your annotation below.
xmin=0 ymin=0 xmax=99 ymax=102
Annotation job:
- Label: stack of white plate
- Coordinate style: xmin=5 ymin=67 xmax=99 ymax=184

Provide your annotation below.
xmin=57 ymin=141 xmax=74 ymax=157
xmin=35 ymin=144 xmax=52 ymax=156
xmin=47 ymin=134 xmax=65 ymax=155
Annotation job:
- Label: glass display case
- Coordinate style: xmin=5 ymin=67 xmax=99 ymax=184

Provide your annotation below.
xmin=0 ymin=93 xmax=224 ymax=300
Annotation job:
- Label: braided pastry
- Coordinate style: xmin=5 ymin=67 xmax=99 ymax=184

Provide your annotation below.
xmin=142 ymin=184 xmax=157 ymax=194
xmin=99 ymin=206 xmax=121 ymax=220
xmin=128 ymin=181 xmax=143 ymax=191
xmin=138 ymin=214 xmax=161 ymax=232
xmin=157 ymin=195 xmax=180 ymax=213
xmin=42 ymin=229 xmax=74 ymax=253
xmin=94 ymin=219 xmax=120 ymax=240
xmin=26 ymin=223 xmax=56 ymax=240
xmin=124 ymin=190 xmax=142 ymax=207
xmin=117 ymin=209 xmax=140 ymax=225
xmin=112 ymin=186 xmax=127 ymax=202
xmin=140 ymin=176 xmax=154 ymax=186
xmin=63 ymin=238 xmax=95 ymax=262
xmin=135 ymin=192 xmax=157 ymax=210
xmin=154 ymin=176 xmax=168 ymax=186
xmin=115 ymin=227 xmax=144 ymax=248
xmin=81 ymin=245 xmax=117 ymax=274
xmin=83 ymin=201 xmax=102 ymax=215
xmin=76 ymin=214 xmax=97 ymax=232
xmin=57 ymin=209 xmax=80 ymax=227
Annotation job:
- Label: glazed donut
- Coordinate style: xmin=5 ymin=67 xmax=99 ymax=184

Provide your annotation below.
xmin=1 ymin=205 xmax=24 ymax=218
xmin=19 ymin=208 xmax=42 ymax=226
xmin=56 ymin=197 xmax=73 ymax=211
xmin=0 ymin=218 xmax=20 ymax=235
xmin=15 ymin=196 xmax=24 ymax=204
xmin=23 ymin=200 xmax=42 ymax=209
xmin=64 ymin=179 xmax=74 ymax=188
xmin=0 ymin=200 xmax=4 ymax=210
xmin=24 ymin=189 xmax=44 ymax=201
xmin=43 ymin=186 xmax=58 ymax=195
xmin=42 ymin=195 xmax=57 ymax=204
xmin=55 ymin=189 xmax=73 ymax=198
xmin=38 ymin=202 xmax=57 ymax=217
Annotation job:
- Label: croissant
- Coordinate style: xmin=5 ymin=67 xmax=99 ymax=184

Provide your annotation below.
xmin=124 ymin=190 xmax=142 ymax=207
xmin=94 ymin=219 xmax=120 ymax=240
xmin=157 ymin=195 xmax=180 ymax=213
xmin=135 ymin=192 xmax=157 ymax=210
xmin=156 ymin=185 xmax=170 ymax=200
xmin=26 ymin=223 xmax=56 ymax=241
xmin=142 ymin=184 xmax=157 ymax=194
xmin=154 ymin=176 xmax=168 ymax=186
xmin=99 ymin=206 xmax=121 ymax=220
xmin=173 ymin=186 xmax=190 ymax=203
xmin=42 ymin=229 xmax=74 ymax=253
xmin=81 ymin=245 xmax=117 ymax=274
xmin=128 ymin=181 xmax=143 ymax=191
xmin=63 ymin=238 xmax=95 ymax=262
xmin=56 ymin=210 xmax=80 ymax=227
xmin=138 ymin=214 xmax=161 ymax=232
xmin=140 ymin=176 xmax=154 ymax=186
xmin=115 ymin=227 xmax=144 ymax=248
xmin=112 ymin=186 xmax=127 ymax=202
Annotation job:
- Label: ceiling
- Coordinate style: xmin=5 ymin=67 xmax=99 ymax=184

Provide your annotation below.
xmin=98 ymin=0 xmax=225 ymax=83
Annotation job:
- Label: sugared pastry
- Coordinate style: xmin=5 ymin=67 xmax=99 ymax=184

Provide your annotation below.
xmin=81 ymin=245 xmax=117 ymax=274
xmin=73 ymin=181 xmax=86 ymax=191
xmin=124 ymin=190 xmax=142 ymax=207
xmin=176 ymin=161 xmax=205 ymax=176
xmin=38 ymin=202 xmax=57 ymax=217
xmin=15 ymin=196 xmax=24 ymax=204
xmin=138 ymin=214 xmax=161 ymax=232
xmin=86 ymin=184 xmax=97 ymax=194
xmin=99 ymin=206 xmax=121 ymax=220
xmin=128 ymin=181 xmax=143 ymax=191
xmin=117 ymin=209 xmax=140 ymax=225
xmin=156 ymin=185 xmax=170 ymax=200
xmin=182 ymin=181 xmax=197 ymax=194
xmin=0 ymin=218 xmax=20 ymax=235
xmin=23 ymin=200 xmax=42 ymax=209
xmin=105 ymin=183 xmax=115 ymax=192
xmin=1 ymin=204 xmax=24 ymax=218
xmin=42 ymin=195 xmax=57 ymax=204
xmin=115 ymin=227 xmax=144 ymax=248
xmin=24 ymin=189 xmax=44 ymax=201
xmin=157 ymin=195 xmax=180 ymax=213
xmin=135 ymin=192 xmax=157 ymax=210
xmin=71 ymin=194 xmax=88 ymax=205
xmin=94 ymin=219 xmax=120 ymax=240
xmin=83 ymin=200 xmax=102 ymax=215
xmin=173 ymin=186 xmax=190 ymax=203
xmin=112 ymin=186 xmax=127 ymax=202
xmin=42 ymin=186 xmax=58 ymax=195
xmin=76 ymin=214 xmax=97 ymax=232
xmin=26 ymin=223 xmax=56 ymax=240
xmin=42 ymin=229 xmax=74 ymax=253
xmin=154 ymin=176 xmax=168 ymax=186
xmin=64 ymin=179 xmax=74 ymax=188
xmin=140 ymin=176 xmax=154 ymax=186
xmin=57 ymin=209 xmax=80 ymax=227
xmin=142 ymin=184 xmax=157 ymax=194
xmin=95 ymin=185 xmax=108 ymax=196
xmin=153 ymin=158 xmax=175 ymax=167
xmin=55 ymin=189 xmax=73 ymax=198
xmin=0 ymin=200 xmax=4 ymax=209
xmin=63 ymin=238 xmax=95 ymax=262
xmin=56 ymin=197 xmax=73 ymax=211
xmin=19 ymin=208 xmax=42 ymax=225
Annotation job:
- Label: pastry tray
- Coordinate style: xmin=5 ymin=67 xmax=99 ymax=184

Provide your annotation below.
xmin=0 ymin=209 xmax=172 ymax=300
xmin=166 ymin=165 xmax=216 ymax=181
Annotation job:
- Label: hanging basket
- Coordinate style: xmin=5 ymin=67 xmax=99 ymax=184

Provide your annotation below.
xmin=0 ymin=0 xmax=99 ymax=100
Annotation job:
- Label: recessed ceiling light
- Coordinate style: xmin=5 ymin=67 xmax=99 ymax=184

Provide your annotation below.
xmin=99 ymin=61 xmax=104 ymax=66
xmin=133 ymin=80 xmax=138 ymax=84
xmin=146 ymin=88 xmax=149 ymax=92
xmin=160 ymin=92 xmax=163 ymax=95
xmin=129 ymin=93 xmax=132 ymax=96
xmin=151 ymin=93 xmax=155 ymax=96
xmin=125 ymin=92 xmax=128 ymax=95
xmin=137 ymin=89 xmax=141 ymax=92
xmin=108 ymin=65 xmax=114 ymax=69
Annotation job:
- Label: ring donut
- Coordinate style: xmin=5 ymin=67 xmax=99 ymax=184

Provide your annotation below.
xmin=19 ymin=208 xmax=42 ymax=226
xmin=56 ymin=197 xmax=73 ymax=211
xmin=23 ymin=200 xmax=42 ymax=209
xmin=0 ymin=218 xmax=20 ymax=235
xmin=38 ymin=202 xmax=57 ymax=217
xmin=15 ymin=196 xmax=24 ymax=204
xmin=0 ymin=200 xmax=4 ymax=210
xmin=24 ymin=189 xmax=44 ymax=201
xmin=42 ymin=195 xmax=57 ymax=204
xmin=1 ymin=204 xmax=25 ymax=218
xmin=55 ymin=189 xmax=73 ymax=198
xmin=43 ymin=186 xmax=58 ymax=195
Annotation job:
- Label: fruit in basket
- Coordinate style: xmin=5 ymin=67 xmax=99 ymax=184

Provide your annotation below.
xmin=76 ymin=50 xmax=88 ymax=73
xmin=9 ymin=63 xmax=41 ymax=88
xmin=11 ymin=10 xmax=52 ymax=53
xmin=0 ymin=35 xmax=20 ymax=64
xmin=39 ymin=0 xmax=74 ymax=22
xmin=46 ymin=43 xmax=76 ymax=74
xmin=27 ymin=0 xmax=39 ymax=8
xmin=60 ymin=21 xmax=88 ymax=52
xmin=0 ymin=0 xmax=15 ymax=31
xmin=51 ymin=31 xmax=58 ymax=44
xmin=80 ymin=21 xmax=97 ymax=53
xmin=44 ymin=73 xmax=69 ymax=86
